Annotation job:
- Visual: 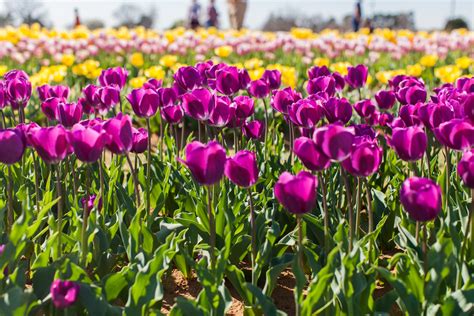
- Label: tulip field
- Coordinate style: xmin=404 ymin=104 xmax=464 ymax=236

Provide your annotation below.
xmin=1 ymin=25 xmax=474 ymax=315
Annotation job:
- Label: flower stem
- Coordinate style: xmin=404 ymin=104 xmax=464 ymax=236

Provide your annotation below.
xmin=318 ymin=173 xmax=329 ymax=255
xmin=81 ymin=165 xmax=91 ymax=266
xmin=355 ymin=177 xmax=362 ymax=239
xmin=56 ymin=164 xmax=63 ymax=258
xmin=33 ymin=153 xmax=41 ymax=212
xmin=6 ymin=165 xmax=13 ymax=234
xmin=98 ymin=155 xmax=105 ymax=225
xmin=125 ymin=152 xmax=141 ymax=208
xmin=262 ymin=98 xmax=269 ymax=162
xmin=422 ymin=223 xmax=428 ymax=276
xmin=342 ymin=168 xmax=354 ymax=251
xmin=248 ymin=188 xmax=257 ymax=288
xmin=445 ymin=147 xmax=450 ymax=212
xmin=146 ymin=117 xmax=152 ymax=214
xmin=364 ymin=179 xmax=373 ymax=234
xmin=207 ymin=186 xmax=216 ymax=269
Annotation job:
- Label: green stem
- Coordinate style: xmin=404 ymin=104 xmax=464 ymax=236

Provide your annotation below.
xmin=355 ymin=177 xmax=362 ymax=239
xmin=207 ymin=186 xmax=216 ymax=269
xmin=146 ymin=118 xmax=152 ymax=214
xmin=365 ymin=179 xmax=373 ymax=234
xmin=318 ymin=173 xmax=329 ymax=255
xmin=6 ymin=165 xmax=13 ymax=234
xmin=342 ymin=169 xmax=354 ymax=251
xmin=125 ymin=152 xmax=141 ymax=208
xmin=262 ymin=98 xmax=269 ymax=162
xmin=33 ymin=154 xmax=41 ymax=212
xmin=445 ymin=147 xmax=450 ymax=212
xmin=81 ymin=165 xmax=91 ymax=266
xmin=56 ymin=164 xmax=63 ymax=258
xmin=248 ymin=188 xmax=257 ymax=288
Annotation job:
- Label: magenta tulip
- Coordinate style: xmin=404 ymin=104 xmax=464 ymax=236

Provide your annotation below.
xmin=41 ymin=97 xmax=61 ymax=121
xmin=271 ymin=87 xmax=302 ymax=115
xmin=37 ymin=84 xmax=70 ymax=102
xmin=225 ymin=150 xmax=258 ymax=187
xmin=323 ymin=97 xmax=353 ymax=124
xmin=178 ymin=141 xmax=226 ymax=185
xmin=233 ymin=95 xmax=254 ymax=119
xmin=262 ymin=69 xmax=281 ymax=90
xmin=345 ymin=64 xmax=368 ymax=89
xmin=182 ymin=88 xmax=214 ymax=121
xmin=98 ymin=66 xmax=128 ymax=89
xmin=127 ymin=88 xmax=160 ymax=118
xmin=0 ymin=128 xmax=25 ymax=164
xmin=50 ymin=280 xmax=80 ymax=309
xmin=390 ymin=126 xmax=427 ymax=161
xmin=102 ymin=113 xmax=133 ymax=154
xmin=458 ymin=149 xmax=474 ymax=188
xmin=131 ymin=127 xmax=148 ymax=154
xmin=28 ymin=126 xmax=69 ymax=164
xmin=161 ymin=105 xmax=184 ymax=124
xmin=57 ymin=102 xmax=83 ymax=128
xmin=294 ymin=137 xmax=331 ymax=171
xmin=215 ymin=66 xmax=240 ymax=95
xmin=274 ymin=171 xmax=317 ymax=214
xmin=174 ymin=66 xmax=201 ymax=91
xmin=313 ymin=124 xmax=355 ymax=162
xmin=342 ymin=137 xmax=382 ymax=177
xmin=434 ymin=118 xmax=474 ymax=150
xmin=242 ymin=120 xmax=264 ymax=140
xmin=400 ymin=177 xmax=442 ymax=222
xmin=68 ymin=124 xmax=110 ymax=163
xmin=375 ymin=90 xmax=396 ymax=110
xmin=248 ymin=79 xmax=270 ymax=99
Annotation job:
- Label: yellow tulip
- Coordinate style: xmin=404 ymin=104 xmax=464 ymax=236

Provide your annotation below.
xmin=313 ymin=57 xmax=330 ymax=67
xmin=61 ymin=54 xmax=75 ymax=67
xmin=145 ymin=66 xmax=165 ymax=80
xmin=214 ymin=45 xmax=233 ymax=58
xmin=455 ymin=57 xmax=472 ymax=70
xmin=420 ymin=55 xmax=438 ymax=68
xmin=130 ymin=76 xmax=147 ymax=89
xmin=159 ymin=55 xmax=178 ymax=68
xmin=0 ymin=65 xmax=7 ymax=77
xmin=406 ymin=64 xmax=423 ymax=77
xmin=130 ymin=52 xmax=144 ymax=68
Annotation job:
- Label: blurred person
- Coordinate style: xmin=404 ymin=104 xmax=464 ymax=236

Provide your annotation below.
xmin=207 ymin=0 xmax=219 ymax=28
xmin=352 ymin=0 xmax=362 ymax=32
xmin=74 ymin=8 xmax=81 ymax=27
xmin=228 ymin=0 xmax=247 ymax=30
xmin=188 ymin=0 xmax=202 ymax=29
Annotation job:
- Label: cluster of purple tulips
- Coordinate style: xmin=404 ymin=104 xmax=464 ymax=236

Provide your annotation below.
xmin=0 ymin=60 xmax=473 ymax=310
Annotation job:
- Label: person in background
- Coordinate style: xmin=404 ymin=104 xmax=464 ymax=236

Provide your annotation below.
xmin=227 ymin=0 xmax=247 ymax=30
xmin=74 ymin=8 xmax=81 ymax=27
xmin=188 ymin=0 xmax=201 ymax=29
xmin=352 ymin=0 xmax=362 ymax=32
xmin=206 ymin=0 xmax=219 ymax=28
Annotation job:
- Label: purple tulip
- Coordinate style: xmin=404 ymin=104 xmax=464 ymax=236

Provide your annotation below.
xmin=3 ymin=69 xmax=29 ymax=81
xmin=242 ymin=120 xmax=264 ymax=140
xmin=271 ymin=87 xmax=302 ymax=115
xmin=332 ymin=72 xmax=346 ymax=91
xmin=233 ymin=95 xmax=254 ymax=119
xmin=127 ymin=88 xmax=160 ymax=118
xmin=434 ymin=118 xmax=474 ymax=150
xmin=215 ymin=66 xmax=240 ymax=95
xmin=248 ymin=79 xmax=270 ymax=99
xmin=307 ymin=76 xmax=336 ymax=97
xmin=398 ymin=104 xmax=422 ymax=127
xmin=274 ymin=171 xmax=317 ymax=214
xmin=0 ymin=82 xmax=6 ymax=109
xmin=456 ymin=77 xmax=474 ymax=93
xmin=342 ymin=137 xmax=382 ymax=177
xmin=161 ymin=105 xmax=184 ymax=124
xmin=6 ymin=77 xmax=31 ymax=108
xmin=174 ymin=66 xmax=201 ymax=91
xmin=0 ymin=128 xmax=25 ymax=164
xmin=81 ymin=194 xmax=102 ymax=214
xmin=143 ymin=78 xmax=163 ymax=91
xmin=225 ymin=150 xmax=258 ymax=187
xmin=262 ymin=69 xmax=281 ymax=90
xmin=96 ymin=85 xmax=120 ymax=113
xmin=307 ymin=66 xmax=331 ymax=79
xmin=323 ymin=97 xmax=353 ymax=124
xmin=41 ymin=97 xmax=61 ymax=121
xmin=182 ymin=88 xmax=214 ymax=121
xmin=288 ymin=98 xmax=324 ymax=129
xmin=463 ymin=94 xmax=474 ymax=120
xmin=102 ymin=113 xmax=133 ymax=154
xmin=375 ymin=90 xmax=396 ymax=110
xmin=396 ymin=78 xmax=427 ymax=105
xmin=209 ymin=95 xmax=233 ymax=127
xmin=458 ymin=149 xmax=474 ymax=188
xmin=238 ymin=68 xmax=251 ymax=90
xmin=354 ymin=99 xmax=376 ymax=118
xmin=345 ymin=64 xmax=368 ymax=89
xmin=178 ymin=141 xmax=226 ymax=185
xmin=157 ymin=87 xmax=179 ymax=107
xmin=195 ymin=61 xmax=213 ymax=86
xmin=98 ymin=67 xmax=128 ymax=89
xmin=37 ymin=84 xmax=70 ymax=102
xmin=28 ymin=126 xmax=69 ymax=164
xmin=131 ymin=127 xmax=148 ymax=154
xmin=389 ymin=126 xmax=427 ymax=161
xmin=294 ymin=137 xmax=331 ymax=171
xmin=400 ymin=177 xmax=442 ymax=222
xmin=57 ymin=102 xmax=83 ymax=128
xmin=50 ymin=280 xmax=80 ymax=309
xmin=68 ymin=124 xmax=110 ymax=163
xmin=313 ymin=124 xmax=355 ymax=162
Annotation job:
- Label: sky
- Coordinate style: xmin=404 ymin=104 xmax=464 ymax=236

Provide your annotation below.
xmin=0 ymin=0 xmax=473 ymax=30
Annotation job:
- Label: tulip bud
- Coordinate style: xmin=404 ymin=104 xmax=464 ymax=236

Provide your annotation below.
xmin=400 ymin=177 xmax=442 ymax=222
xmin=102 ymin=113 xmax=133 ymax=154
xmin=178 ymin=141 xmax=226 ymax=185
xmin=0 ymin=128 xmax=25 ymax=164
xmin=127 ymin=88 xmax=160 ymax=118
xmin=28 ymin=125 xmax=69 ymax=164
xmin=345 ymin=64 xmax=368 ymax=89
xmin=294 ymin=137 xmax=331 ymax=171
xmin=50 ymin=280 xmax=80 ymax=309
xmin=242 ymin=120 xmax=264 ymax=140
xmin=390 ymin=126 xmax=427 ymax=161
xmin=131 ymin=127 xmax=148 ymax=154
xmin=225 ymin=150 xmax=258 ymax=187
xmin=274 ymin=171 xmax=318 ymax=214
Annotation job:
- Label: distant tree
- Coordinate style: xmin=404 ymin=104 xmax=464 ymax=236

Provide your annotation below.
xmin=445 ymin=18 xmax=469 ymax=31
xmin=114 ymin=4 xmax=156 ymax=28
xmin=5 ymin=0 xmax=48 ymax=26
xmin=0 ymin=12 xmax=13 ymax=26
xmin=85 ymin=19 xmax=105 ymax=30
